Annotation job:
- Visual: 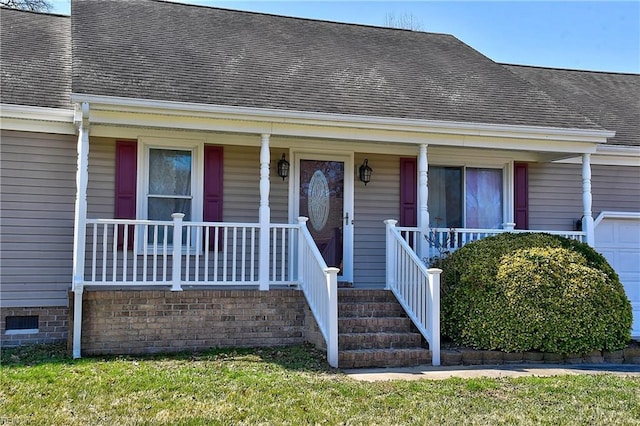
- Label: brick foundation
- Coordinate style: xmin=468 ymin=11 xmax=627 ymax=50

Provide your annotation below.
xmin=1 ymin=306 xmax=69 ymax=347
xmin=69 ymin=289 xmax=325 ymax=356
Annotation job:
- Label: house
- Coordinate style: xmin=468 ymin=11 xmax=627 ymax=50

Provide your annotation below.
xmin=1 ymin=0 xmax=638 ymax=368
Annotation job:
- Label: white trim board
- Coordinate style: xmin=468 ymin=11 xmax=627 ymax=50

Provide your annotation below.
xmin=0 ymin=103 xmax=76 ymax=135
xmin=73 ymin=93 xmax=613 ymax=145
xmin=555 ymin=146 xmax=640 ymax=167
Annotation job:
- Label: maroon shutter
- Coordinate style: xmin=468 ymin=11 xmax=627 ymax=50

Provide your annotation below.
xmin=514 ymin=162 xmax=529 ymax=230
xmin=204 ymin=145 xmax=223 ymax=221
xmin=399 ymin=158 xmax=417 ymax=227
xmin=204 ymin=145 xmax=223 ymax=248
xmin=115 ymin=140 xmax=137 ymax=248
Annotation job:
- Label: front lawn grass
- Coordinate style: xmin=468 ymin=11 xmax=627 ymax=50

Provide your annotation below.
xmin=2 ymin=344 xmax=640 ymax=425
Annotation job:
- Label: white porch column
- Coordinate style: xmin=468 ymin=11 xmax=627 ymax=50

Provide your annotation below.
xmin=325 ymin=266 xmax=340 ymax=368
xmin=71 ymin=102 xmax=90 ymax=359
xmin=582 ymin=153 xmax=595 ymax=246
xmin=259 ymin=134 xmax=271 ymax=290
xmin=417 ymin=144 xmax=430 ymax=259
xmin=171 ymin=213 xmax=185 ymax=291
xmin=427 ymin=268 xmax=442 ymax=366
xmin=384 ymin=219 xmax=398 ymax=290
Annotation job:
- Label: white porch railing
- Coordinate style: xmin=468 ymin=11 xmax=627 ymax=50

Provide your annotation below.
xmin=297 ymin=217 xmax=339 ymax=368
xmin=390 ymin=222 xmax=588 ymax=367
xmin=82 ymin=214 xmax=338 ymax=367
xmin=83 ymin=214 xmax=297 ymax=288
xmin=385 ymin=220 xmax=441 ymax=366
xmin=398 ymin=226 xmax=586 ymax=261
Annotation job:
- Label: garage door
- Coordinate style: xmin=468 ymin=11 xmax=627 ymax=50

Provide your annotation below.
xmin=594 ymin=213 xmax=640 ymax=338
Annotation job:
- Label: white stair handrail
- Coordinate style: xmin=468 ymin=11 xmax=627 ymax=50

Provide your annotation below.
xmin=385 ymin=219 xmax=441 ymax=366
xmin=297 ymin=217 xmax=339 ymax=368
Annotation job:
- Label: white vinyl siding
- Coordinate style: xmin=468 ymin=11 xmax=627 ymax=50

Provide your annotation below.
xmin=529 ymin=163 xmax=640 ymax=231
xmin=223 ymin=145 xmax=260 ymax=223
xmin=222 ymin=144 xmax=289 ymax=224
xmin=87 ymin=137 xmax=116 ymax=218
xmin=270 ymin=153 xmax=289 ymax=224
xmin=0 ymin=130 xmax=76 ymax=308
xmin=591 ymin=164 xmax=640 ymax=213
xmin=353 ymin=153 xmax=400 ymax=288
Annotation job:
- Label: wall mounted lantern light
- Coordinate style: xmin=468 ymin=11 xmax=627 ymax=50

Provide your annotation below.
xmin=358 ymin=159 xmax=372 ymax=186
xmin=277 ymin=153 xmax=290 ymax=180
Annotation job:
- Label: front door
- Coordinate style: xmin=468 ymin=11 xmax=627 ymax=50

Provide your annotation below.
xmin=293 ymin=153 xmax=353 ymax=282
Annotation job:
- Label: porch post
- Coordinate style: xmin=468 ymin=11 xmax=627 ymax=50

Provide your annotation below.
xmin=427 ymin=268 xmax=442 ymax=366
xmin=171 ymin=213 xmax=185 ymax=291
xmin=72 ymin=289 xmax=83 ymax=359
xmin=71 ymin=102 xmax=89 ymax=359
xmin=417 ymin=144 xmax=430 ymax=259
xmin=259 ymin=134 xmax=271 ymax=290
xmin=582 ymin=153 xmax=595 ymax=245
xmin=384 ymin=219 xmax=398 ymax=290
xmin=325 ymin=266 xmax=340 ymax=368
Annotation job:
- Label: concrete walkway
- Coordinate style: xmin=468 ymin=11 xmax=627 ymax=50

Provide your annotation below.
xmin=343 ymin=363 xmax=640 ymax=381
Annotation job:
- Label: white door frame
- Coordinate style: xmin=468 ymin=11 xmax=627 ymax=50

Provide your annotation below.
xmin=288 ymin=150 xmax=354 ymax=282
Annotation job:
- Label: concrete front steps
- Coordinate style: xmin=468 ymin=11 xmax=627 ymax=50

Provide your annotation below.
xmin=337 ymin=289 xmax=432 ymax=368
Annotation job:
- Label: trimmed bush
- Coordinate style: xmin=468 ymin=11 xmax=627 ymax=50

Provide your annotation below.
xmin=440 ymin=233 xmax=632 ymax=354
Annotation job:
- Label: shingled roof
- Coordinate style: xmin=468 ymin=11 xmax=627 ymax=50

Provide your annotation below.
xmin=504 ymin=64 xmax=640 ymax=147
xmin=0 ymin=8 xmax=72 ymax=109
xmin=71 ymin=0 xmax=602 ymax=131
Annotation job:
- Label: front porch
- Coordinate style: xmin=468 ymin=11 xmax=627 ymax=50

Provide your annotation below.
xmin=68 ymin=101 xmax=603 ymax=368
xmin=72 ymin=213 xmax=445 ymax=368
xmin=71 ymin=212 xmax=587 ymax=368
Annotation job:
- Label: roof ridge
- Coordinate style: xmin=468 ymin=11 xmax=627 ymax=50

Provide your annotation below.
xmin=501 ymin=63 xmax=639 ymax=77
xmin=0 ymin=6 xmax=69 ymax=18
xmin=148 ymin=0 xmax=451 ymax=37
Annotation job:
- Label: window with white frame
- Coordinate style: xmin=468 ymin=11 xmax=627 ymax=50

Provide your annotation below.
xmin=139 ymin=139 xmax=203 ymax=247
xmin=428 ymin=166 xmax=504 ymax=229
xmin=147 ymin=148 xmax=193 ymax=222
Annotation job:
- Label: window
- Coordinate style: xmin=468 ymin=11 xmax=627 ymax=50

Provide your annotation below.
xmin=428 ymin=166 xmax=462 ymax=228
xmin=429 ymin=166 xmax=504 ymax=229
xmin=144 ymin=147 xmax=194 ymax=245
xmin=116 ymin=140 xmax=223 ymax=249
xmin=5 ymin=315 xmax=38 ymax=335
xmin=465 ymin=168 xmax=503 ymax=228
xmin=147 ymin=148 xmax=193 ymax=222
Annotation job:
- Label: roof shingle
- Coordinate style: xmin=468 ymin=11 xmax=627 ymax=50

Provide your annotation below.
xmin=0 ymin=8 xmax=71 ymax=109
xmin=504 ymin=64 xmax=640 ymax=147
xmin=71 ymin=0 xmax=601 ymax=131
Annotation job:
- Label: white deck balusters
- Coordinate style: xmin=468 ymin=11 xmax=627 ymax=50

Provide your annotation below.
xmin=297 ymin=217 xmax=339 ymax=368
xmin=82 ymin=217 xmax=297 ymax=288
xmin=385 ymin=219 xmax=441 ymax=366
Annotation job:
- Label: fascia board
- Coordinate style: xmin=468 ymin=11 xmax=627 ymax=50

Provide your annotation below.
xmin=88 ymin=113 xmax=599 ymax=155
xmin=554 ymin=145 xmax=640 ymax=166
xmin=597 ymin=145 xmax=640 ymax=157
xmin=0 ymin=103 xmax=76 ymax=134
xmin=73 ymin=93 xmax=614 ymax=144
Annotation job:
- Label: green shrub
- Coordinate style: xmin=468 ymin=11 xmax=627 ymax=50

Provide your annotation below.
xmin=440 ymin=233 xmax=632 ymax=353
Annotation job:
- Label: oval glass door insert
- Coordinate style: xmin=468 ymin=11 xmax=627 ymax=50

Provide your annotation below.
xmin=308 ymin=170 xmax=330 ymax=231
